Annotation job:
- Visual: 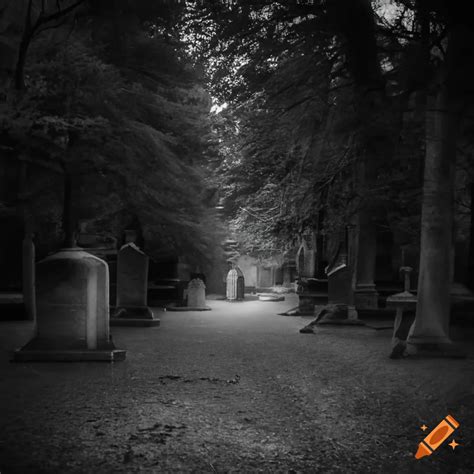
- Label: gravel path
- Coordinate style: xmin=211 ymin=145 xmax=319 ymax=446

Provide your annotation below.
xmin=0 ymin=295 xmax=473 ymax=473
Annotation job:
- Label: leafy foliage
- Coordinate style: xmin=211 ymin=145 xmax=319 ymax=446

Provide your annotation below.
xmin=0 ymin=2 xmax=224 ymax=265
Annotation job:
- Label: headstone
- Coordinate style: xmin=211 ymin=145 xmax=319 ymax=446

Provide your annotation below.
xmin=328 ymin=263 xmax=350 ymax=304
xmin=13 ymin=249 xmax=125 ymax=361
xmin=317 ymin=226 xmax=361 ymax=324
xmin=297 ymin=277 xmax=328 ymax=313
xmin=187 ymin=278 xmax=206 ymax=308
xmin=113 ymin=243 xmax=159 ymax=326
xmin=226 ymin=267 xmax=244 ymax=301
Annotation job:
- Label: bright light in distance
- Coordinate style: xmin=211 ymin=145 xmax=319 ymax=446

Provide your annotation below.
xmin=211 ymin=102 xmax=228 ymax=114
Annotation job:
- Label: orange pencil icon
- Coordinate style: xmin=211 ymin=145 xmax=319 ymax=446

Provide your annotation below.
xmin=415 ymin=414 xmax=460 ymax=459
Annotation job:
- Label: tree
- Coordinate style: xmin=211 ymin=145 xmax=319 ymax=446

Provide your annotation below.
xmin=1 ymin=0 xmax=224 ymax=268
xmin=407 ymin=4 xmax=474 ymax=351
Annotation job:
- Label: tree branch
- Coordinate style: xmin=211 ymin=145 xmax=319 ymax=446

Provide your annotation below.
xmin=35 ymin=0 xmax=85 ymax=28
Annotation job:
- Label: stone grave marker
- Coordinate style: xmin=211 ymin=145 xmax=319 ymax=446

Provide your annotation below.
xmin=226 ymin=267 xmax=244 ymax=301
xmin=187 ymin=278 xmax=206 ymax=308
xmin=113 ymin=243 xmax=159 ymax=326
xmin=13 ymin=248 xmax=126 ymax=361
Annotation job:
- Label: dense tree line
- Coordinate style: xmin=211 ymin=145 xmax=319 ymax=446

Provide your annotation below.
xmin=1 ymin=1 xmax=474 ymax=337
xmin=182 ymin=0 xmax=474 ymax=339
xmin=0 ymin=0 xmax=224 ymax=266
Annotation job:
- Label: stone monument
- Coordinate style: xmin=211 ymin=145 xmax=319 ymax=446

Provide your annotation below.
xmin=13 ymin=248 xmax=126 ymax=361
xmin=316 ymin=226 xmax=361 ymax=325
xmin=165 ymin=277 xmax=211 ymax=311
xmin=187 ymin=278 xmax=206 ymax=308
xmin=112 ymin=243 xmax=159 ymax=326
xmin=226 ymin=266 xmax=244 ymax=301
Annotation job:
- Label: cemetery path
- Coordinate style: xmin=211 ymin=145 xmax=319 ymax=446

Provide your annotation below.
xmin=0 ymin=294 xmax=473 ymax=473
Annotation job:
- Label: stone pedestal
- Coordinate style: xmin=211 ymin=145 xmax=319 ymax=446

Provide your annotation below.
xmin=112 ymin=243 xmax=159 ymax=326
xmin=386 ymin=268 xmax=417 ymax=358
xmin=13 ymin=249 xmax=125 ymax=362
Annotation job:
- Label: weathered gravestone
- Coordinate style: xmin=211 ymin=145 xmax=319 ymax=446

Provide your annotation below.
xmin=226 ymin=267 xmax=244 ymax=301
xmin=315 ymin=226 xmax=361 ymax=325
xmin=295 ymin=238 xmax=327 ymax=313
xmin=187 ymin=278 xmax=206 ymax=308
xmin=165 ymin=277 xmax=211 ymax=311
xmin=112 ymin=243 xmax=159 ymax=326
xmin=13 ymin=249 xmax=126 ymax=361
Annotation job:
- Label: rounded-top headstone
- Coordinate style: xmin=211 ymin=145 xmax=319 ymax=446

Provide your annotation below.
xmin=226 ymin=267 xmax=245 ymax=301
xmin=35 ymin=248 xmax=110 ymax=350
xmin=187 ymin=278 xmax=206 ymax=308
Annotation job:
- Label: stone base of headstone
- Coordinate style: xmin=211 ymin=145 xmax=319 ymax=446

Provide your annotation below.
xmin=165 ymin=303 xmax=211 ymax=312
xmin=299 ymin=304 xmax=364 ymax=333
xmin=13 ymin=345 xmax=126 ymax=362
xmin=317 ymin=304 xmax=365 ymax=326
xmin=355 ymin=284 xmax=379 ymax=309
xmin=298 ymin=295 xmax=327 ymax=313
xmin=111 ymin=306 xmax=160 ymax=326
xmin=405 ymin=342 xmax=467 ymax=359
xmin=297 ymin=278 xmax=328 ymax=313
xmin=258 ymin=293 xmax=285 ymax=302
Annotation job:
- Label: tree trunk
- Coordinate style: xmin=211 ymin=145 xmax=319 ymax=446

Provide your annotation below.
xmin=14 ymin=30 xmax=31 ymax=91
xmin=331 ymin=0 xmax=389 ymax=310
xmin=14 ymin=0 xmax=34 ymax=91
xmin=467 ymin=183 xmax=474 ymax=289
xmin=408 ymin=33 xmax=460 ymax=346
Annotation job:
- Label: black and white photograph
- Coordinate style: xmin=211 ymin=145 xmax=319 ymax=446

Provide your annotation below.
xmin=0 ymin=0 xmax=473 ymax=472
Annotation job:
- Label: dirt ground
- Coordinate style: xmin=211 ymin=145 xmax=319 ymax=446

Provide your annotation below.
xmin=0 ymin=294 xmax=473 ymax=473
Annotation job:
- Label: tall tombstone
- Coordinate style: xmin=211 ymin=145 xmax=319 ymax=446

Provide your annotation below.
xmin=317 ymin=226 xmax=361 ymax=324
xmin=13 ymin=249 xmax=125 ymax=361
xmin=113 ymin=243 xmax=159 ymax=326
